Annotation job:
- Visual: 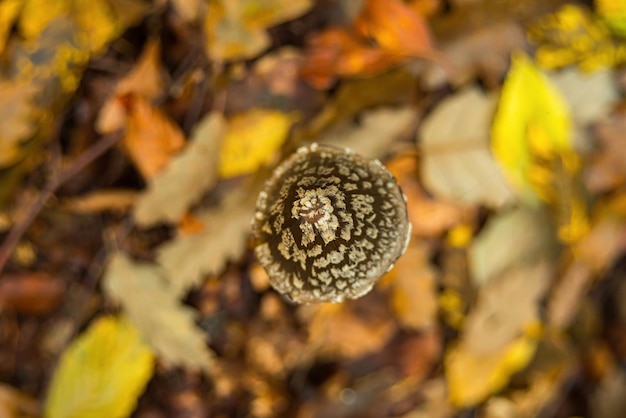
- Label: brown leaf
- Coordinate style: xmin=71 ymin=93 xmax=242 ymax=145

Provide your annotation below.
xmin=121 ymin=95 xmax=185 ymax=180
xmin=0 ymin=383 xmax=39 ymax=418
xmin=386 ymin=153 xmax=468 ymax=237
xmin=388 ymin=243 xmax=438 ymax=331
xmin=62 ymin=189 xmax=138 ymax=214
xmin=0 ymin=272 xmax=64 ymax=315
xmin=301 ymin=293 xmax=396 ymax=359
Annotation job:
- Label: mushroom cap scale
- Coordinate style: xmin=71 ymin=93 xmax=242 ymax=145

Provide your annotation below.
xmin=253 ymin=144 xmax=410 ymax=304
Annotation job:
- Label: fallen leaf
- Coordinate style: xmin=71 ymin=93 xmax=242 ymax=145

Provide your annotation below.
xmin=300 ymin=27 xmax=404 ymax=90
xmin=386 ymin=153 xmax=468 ymax=237
xmin=0 ymin=272 xmax=64 ymax=315
xmin=157 ymin=189 xmax=256 ymax=297
xmin=0 ymin=79 xmax=40 ymax=168
xmin=491 ymin=53 xmax=589 ymax=243
xmin=468 ymin=206 xmax=556 ymax=286
xmin=354 ymin=0 xmax=432 ymax=57
xmin=62 ymin=189 xmax=138 ymax=214
xmin=97 ymin=39 xmax=166 ymax=134
xmin=418 ymin=86 xmax=515 ymax=208
xmin=316 ymin=106 xmax=418 ymax=159
xmin=422 ymin=21 xmax=527 ymax=89
xmin=301 ymin=295 xmax=397 ymax=359
xmin=204 ymin=0 xmax=313 ymax=61
xmin=549 ymin=67 xmax=617 ymax=152
xmin=586 ymin=109 xmax=626 ymax=192
xmin=388 ymin=243 xmax=438 ymax=331
xmin=134 ymin=112 xmax=226 ymax=226
xmin=121 ymin=95 xmax=186 ymax=180
xmin=44 ymin=316 xmax=154 ymax=418
xmin=102 ymin=253 xmax=214 ymax=371
xmin=528 ymin=4 xmax=626 ymax=71
xmin=596 ymin=0 xmax=626 ymax=37
xmin=590 ymin=369 xmax=626 ymax=418
xmin=301 ymin=0 xmax=435 ymax=89
xmin=0 ymin=383 xmax=38 ymax=418
xmin=171 ymin=0 xmax=204 ymax=22
xmin=218 ymin=109 xmax=297 ymax=178
xmin=0 ymin=0 xmax=22 ymax=54
xmin=446 ymin=262 xmax=551 ymax=407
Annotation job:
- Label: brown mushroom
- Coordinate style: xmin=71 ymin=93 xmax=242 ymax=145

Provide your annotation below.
xmin=252 ymin=144 xmax=411 ymax=303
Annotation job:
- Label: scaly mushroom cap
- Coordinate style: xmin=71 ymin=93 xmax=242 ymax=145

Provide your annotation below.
xmin=252 ymin=144 xmax=411 ymax=303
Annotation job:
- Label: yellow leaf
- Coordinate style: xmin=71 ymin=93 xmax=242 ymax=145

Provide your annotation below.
xmin=596 ymin=0 xmax=626 ymax=37
xmin=44 ymin=316 xmax=154 ymax=418
xmin=205 ymin=0 xmax=313 ymax=61
xmin=446 ymin=335 xmax=539 ymax=407
xmin=527 ymin=5 xmax=626 ymax=71
xmin=218 ymin=109 xmax=297 ymax=178
xmin=492 ymin=53 xmax=589 ymax=243
xmin=492 ymin=53 xmax=570 ymax=201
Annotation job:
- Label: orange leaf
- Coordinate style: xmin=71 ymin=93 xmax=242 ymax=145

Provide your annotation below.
xmin=122 ymin=95 xmax=185 ymax=180
xmin=355 ymin=0 xmax=433 ymax=57
xmin=97 ymin=40 xmax=165 ymax=134
xmin=300 ymin=28 xmax=403 ymax=89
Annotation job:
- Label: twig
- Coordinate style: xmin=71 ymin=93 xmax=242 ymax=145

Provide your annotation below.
xmin=0 ymin=133 xmax=122 ymax=275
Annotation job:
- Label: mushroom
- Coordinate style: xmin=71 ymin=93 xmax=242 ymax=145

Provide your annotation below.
xmin=252 ymin=143 xmax=411 ymax=303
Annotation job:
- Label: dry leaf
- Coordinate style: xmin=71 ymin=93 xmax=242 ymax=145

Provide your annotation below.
xmin=157 ymin=189 xmax=256 ymax=297
xmin=587 ymin=109 xmax=626 ymax=192
xmin=0 ymin=272 xmax=64 ymax=315
xmin=528 ymin=4 xmax=626 ymax=71
xmin=446 ymin=262 xmax=551 ymax=407
xmin=549 ymin=67 xmax=616 ymax=152
xmin=62 ymin=189 xmax=138 ymax=214
xmin=302 ymin=297 xmax=397 ymax=359
xmin=387 ymin=153 xmax=468 ymax=237
xmin=388 ymin=243 xmax=438 ymax=331
xmin=0 ymin=79 xmax=39 ymax=168
xmin=44 ymin=316 xmax=154 ymax=418
xmin=0 ymin=383 xmax=38 ymax=418
xmin=492 ymin=53 xmax=589 ymax=243
xmin=134 ymin=112 xmax=226 ymax=226
xmin=121 ymin=95 xmax=185 ymax=180
xmin=355 ymin=0 xmax=432 ymax=57
xmin=97 ymin=40 xmax=166 ymax=134
xmin=171 ymin=0 xmax=204 ymax=22
xmin=418 ymin=86 xmax=515 ymax=208
xmin=301 ymin=0 xmax=434 ymax=89
xmin=468 ymin=206 xmax=556 ymax=286
xmin=218 ymin=109 xmax=297 ymax=178
xmin=204 ymin=0 xmax=313 ymax=61
xmin=422 ymin=21 xmax=527 ymax=89
xmin=0 ymin=0 xmax=22 ymax=54
xmin=317 ymin=106 xmax=418 ymax=160
xmin=102 ymin=252 xmax=214 ymax=371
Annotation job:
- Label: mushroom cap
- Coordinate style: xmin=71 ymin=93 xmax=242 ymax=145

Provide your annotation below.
xmin=252 ymin=144 xmax=411 ymax=303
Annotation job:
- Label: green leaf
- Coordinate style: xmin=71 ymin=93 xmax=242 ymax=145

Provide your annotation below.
xmin=44 ymin=316 xmax=154 ymax=418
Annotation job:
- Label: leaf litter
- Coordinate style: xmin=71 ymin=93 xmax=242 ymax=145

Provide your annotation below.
xmin=3 ymin=1 xmax=626 ymax=417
